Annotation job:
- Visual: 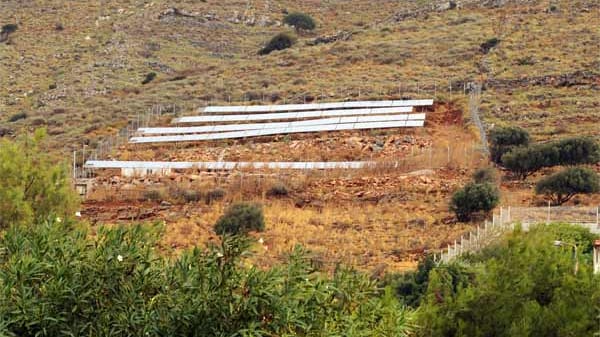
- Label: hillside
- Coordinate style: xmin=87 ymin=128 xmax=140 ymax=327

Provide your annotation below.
xmin=1 ymin=0 xmax=599 ymax=151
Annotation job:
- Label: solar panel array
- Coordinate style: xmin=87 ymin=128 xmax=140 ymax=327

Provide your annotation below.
xmin=85 ymin=160 xmax=374 ymax=170
xmin=130 ymin=99 xmax=432 ymax=144
xmin=201 ymin=99 xmax=434 ymax=113
xmin=140 ymin=113 xmax=426 ymax=135
xmin=173 ymin=106 xmax=413 ymax=124
xmin=131 ymin=120 xmax=425 ymax=143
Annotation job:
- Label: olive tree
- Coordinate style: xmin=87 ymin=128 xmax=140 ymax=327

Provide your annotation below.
xmin=535 ymin=167 xmax=599 ymax=205
xmin=488 ymin=126 xmax=530 ymax=164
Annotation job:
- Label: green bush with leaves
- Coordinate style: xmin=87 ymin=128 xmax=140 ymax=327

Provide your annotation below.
xmin=283 ymin=12 xmax=316 ymax=31
xmin=480 ymin=37 xmax=500 ymax=54
xmin=141 ymin=71 xmax=156 ymax=84
xmin=488 ymin=126 xmax=530 ymax=164
xmin=449 ymin=182 xmax=499 ymax=222
xmin=0 ymin=130 xmax=78 ymax=228
xmin=535 ymin=167 xmax=599 ymax=205
xmin=418 ymin=224 xmax=600 ymax=337
xmin=0 ymin=220 xmax=415 ymax=336
xmin=214 ymin=202 xmax=265 ymax=235
xmin=502 ymin=136 xmax=600 ymax=179
xmin=8 ymin=112 xmax=27 ymax=122
xmin=383 ymin=255 xmax=436 ymax=308
xmin=259 ymin=32 xmax=295 ymax=55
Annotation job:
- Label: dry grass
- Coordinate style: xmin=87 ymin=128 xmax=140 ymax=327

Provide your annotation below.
xmin=1 ymin=1 xmax=598 ymax=152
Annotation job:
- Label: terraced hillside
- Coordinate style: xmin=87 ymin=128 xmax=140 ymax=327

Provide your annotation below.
xmin=1 ymin=0 xmax=598 ymax=151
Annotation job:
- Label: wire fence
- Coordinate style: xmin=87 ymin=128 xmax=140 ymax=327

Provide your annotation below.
xmin=437 ymin=206 xmax=600 ymax=263
xmin=73 ymin=80 xmax=481 ymax=180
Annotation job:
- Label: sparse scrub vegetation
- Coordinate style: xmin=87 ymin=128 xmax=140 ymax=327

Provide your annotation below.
xmin=472 ymin=167 xmax=497 ymax=184
xmin=259 ymin=32 xmax=296 ymax=55
xmin=183 ymin=189 xmax=202 ymax=203
xmin=141 ymin=72 xmax=157 ymax=84
xmin=535 ymin=167 xmax=599 ymax=205
xmin=8 ymin=112 xmax=27 ymax=122
xmin=267 ymin=182 xmax=289 ymax=197
xmin=480 ymin=37 xmax=500 ymax=54
xmin=142 ymin=189 xmax=163 ymax=201
xmin=0 ymin=23 xmax=17 ymax=42
xmin=283 ymin=12 xmax=316 ymax=32
xmin=214 ymin=202 xmax=265 ymax=235
xmin=205 ymin=188 xmax=225 ymax=204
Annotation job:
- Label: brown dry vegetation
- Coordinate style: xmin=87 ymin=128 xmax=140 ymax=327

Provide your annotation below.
xmin=81 ymin=105 xmax=487 ymax=272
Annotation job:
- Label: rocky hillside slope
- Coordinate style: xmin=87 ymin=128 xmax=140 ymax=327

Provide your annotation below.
xmin=1 ymin=0 xmax=598 ymax=151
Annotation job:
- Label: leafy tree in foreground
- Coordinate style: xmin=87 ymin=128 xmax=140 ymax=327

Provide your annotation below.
xmin=259 ymin=32 xmax=295 ymax=55
xmin=450 ymin=182 xmax=499 ymax=222
xmin=283 ymin=12 xmax=316 ymax=32
xmin=535 ymin=167 xmax=600 ymax=205
xmin=418 ymin=224 xmax=600 ymax=337
xmin=488 ymin=126 xmax=530 ymax=164
xmin=0 ymin=220 xmax=415 ymax=336
xmin=0 ymin=129 xmax=78 ymax=228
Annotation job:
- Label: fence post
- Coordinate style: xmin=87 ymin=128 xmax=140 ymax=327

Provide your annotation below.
xmin=72 ymin=151 xmax=77 ymax=179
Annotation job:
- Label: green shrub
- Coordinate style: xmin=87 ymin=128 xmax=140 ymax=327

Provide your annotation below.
xmin=450 ymin=182 xmax=499 ymax=222
xmin=283 ymin=12 xmax=316 ymax=31
xmin=383 ymin=255 xmax=436 ymax=308
xmin=1 ymin=24 xmax=17 ymax=34
xmin=0 ymin=220 xmax=415 ymax=336
xmin=8 ymin=112 xmax=27 ymax=122
xmin=141 ymin=72 xmax=156 ymax=84
xmin=480 ymin=37 xmax=500 ymax=54
xmin=552 ymin=137 xmax=600 ymax=166
xmin=214 ymin=202 xmax=265 ymax=235
xmin=259 ymin=32 xmax=296 ymax=55
xmin=535 ymin=167 xmax=599 ymax=205
xmin=0 ymin=130 xmax=78 ymax=228
xmin=142 ymin=189 xmax=163 ymax=201
xmin=205 ymin=188 xmax=225 ymax=204
xmin=472 ymin=167 xmax=497 ymax=184
xmin=502 ymin=136 xmax=600 ymax=179
xmin=488 ymin=126 xmax=530 ymax=164
xmin=267 ymin=183 xmax=289 ymax=197
xmin=183 ymin=189 xmax=202 ymax=203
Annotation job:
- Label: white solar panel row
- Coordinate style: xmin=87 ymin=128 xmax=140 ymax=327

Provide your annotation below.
xmin=173 ymin=106 xmax=413 ymax=124
xmin=130 ymin=120 xmax=425 ymax=144
xmin=85 ymin=160 xmax=374 ymax=170
xmin=202 ymin=99 xmax=434 ymax=113
xmin=140 ymin=113 xmax=426 ymax=135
